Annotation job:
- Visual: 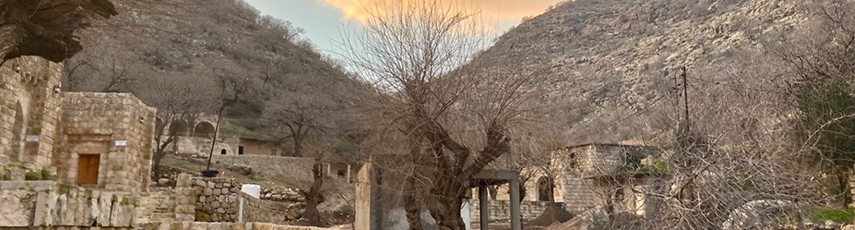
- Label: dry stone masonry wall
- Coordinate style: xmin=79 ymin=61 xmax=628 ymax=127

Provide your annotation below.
xmin=193 ymin=177 xmax=242 ymax=222
xmin=190 ymin=176 xmax=285 ymax=223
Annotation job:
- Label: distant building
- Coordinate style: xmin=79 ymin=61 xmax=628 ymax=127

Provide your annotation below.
xmin=472 ymin=143 xmax=665 ymax=221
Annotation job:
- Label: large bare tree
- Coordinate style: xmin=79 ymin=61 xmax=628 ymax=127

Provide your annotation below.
xmin=132 ymin=68 xmax=220 ymax=179
xmin=342 ymin=1 xmax=543 ymax=229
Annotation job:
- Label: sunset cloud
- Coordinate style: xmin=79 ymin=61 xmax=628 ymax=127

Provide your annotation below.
xmin=319 ymin=0 xmax=564 ymax=26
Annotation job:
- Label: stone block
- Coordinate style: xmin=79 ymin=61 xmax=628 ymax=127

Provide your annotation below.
xmin=190 ymin=222 xmax=209 ymax=230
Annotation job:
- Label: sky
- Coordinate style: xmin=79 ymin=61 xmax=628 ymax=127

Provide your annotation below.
xmin=242 ymin=0 xmax=564 ymax=56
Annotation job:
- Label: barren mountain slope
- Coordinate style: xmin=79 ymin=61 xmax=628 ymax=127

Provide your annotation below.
xmin=476 ymin=0 xmax=804 ymax=143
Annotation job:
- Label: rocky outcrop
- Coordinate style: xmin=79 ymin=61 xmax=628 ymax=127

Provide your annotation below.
xmin=261 ymin=187 xmax=305 ymax=202
xmin=0 ymin=0 xmax=118 ymax=63
xmin=474 ymin=0 xmax=806 ymax=143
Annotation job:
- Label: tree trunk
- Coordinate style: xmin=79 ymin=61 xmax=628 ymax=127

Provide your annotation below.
xmin=838 ymin=170 xmax=851 ymax=207
xmin=404 ymin=175 xmax=422 ymax=230
xmin=302 ymin=161 xmax=325 ymax=226
xmin=293 ymin=135 xmax=303 ymax=157
xmin=404 ymin=142 xmax=423 ymax=230
xmin=430 ymin=159 xmax=467 ymax=230
xmin=432 ymin=188 xmax=465 ymax=230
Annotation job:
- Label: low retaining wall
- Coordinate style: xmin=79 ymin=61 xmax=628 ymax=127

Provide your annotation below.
xmin=192 ymin=177 xmax=242 ymax=222
xmin=0 ymin=181 xmax=137 ymax=228
xmin=469 ymin=200 xmax=551 ymax=222
xmin=138 ymin=222 xmax=337 ymax=230
xmin=191 ymin=176 xmax=302 ymax=223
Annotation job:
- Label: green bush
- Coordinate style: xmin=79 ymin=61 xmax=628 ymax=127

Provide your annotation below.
xmin=339 ymin=205 xmax=354 ymax=214
xmin=24 ymin=171 xmax=42 ymax=180
xmin=40 ymin=169 xmax=55 ymax=180
xmin=806 ymin=208 xmax=854 ymax=223
xmin=23 ymin=168 xmax=55 ymax=181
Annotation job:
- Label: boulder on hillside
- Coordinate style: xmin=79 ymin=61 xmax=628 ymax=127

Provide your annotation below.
xmin=227 ymin=164 xmax=252 ymax=175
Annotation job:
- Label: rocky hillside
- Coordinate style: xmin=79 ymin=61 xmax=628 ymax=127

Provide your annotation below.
xmin=64 ymin=0 xmax=364 ymax=144
xmin=476 ymin=0 xmax=805 ymax=144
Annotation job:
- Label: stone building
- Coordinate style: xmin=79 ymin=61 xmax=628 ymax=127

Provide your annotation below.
xmin=238 ymin=137 xmax=286 ymax=156
xmin=550 ymin=143 xmax=662 ymax=214
xmin=0 ymin=56 xmax=157 ymax=228
xmin=470 ymin=143 xmax=665 ymax=222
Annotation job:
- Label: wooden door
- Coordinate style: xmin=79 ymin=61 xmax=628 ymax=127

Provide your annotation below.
xmin=77 ymin=154 xmax=100 ymax=185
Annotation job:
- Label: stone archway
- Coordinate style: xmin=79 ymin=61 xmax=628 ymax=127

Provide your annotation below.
xmin=10 ymin=101 xmax=25 ymax=160
xmin=193 ymin=121 xmax=215 ymax=138
xmin=537 ymin=176 xmax=554 ymax=202
xmin=169 ymin=120 xmax=191 ymax=136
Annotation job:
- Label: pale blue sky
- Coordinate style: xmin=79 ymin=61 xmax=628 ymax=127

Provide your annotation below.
xmin=242 ymin=0 xmax=563 ymax=56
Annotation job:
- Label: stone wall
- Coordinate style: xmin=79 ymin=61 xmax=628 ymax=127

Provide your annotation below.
xmin=55 ymin=92 xmax=156 ymax=193
xmin=137 ymin=222 xmax=338 ymax=230
xmin=192 ymin=177 xmax=241 ymax=222
xmin=561 ymin=177 xmax=597 ymax=213
xmin=209 ymin=155 xmax=316 ymax=186
xmin=0 ymin=181 xmax=137 ymax=228
xmin=173 ymin=136 xmax=240 ymax=156
xmin=0 ymin=56 xmax=64 ymax=169
xmin=240 ymin=138 xmax=285 ymax=156
xmin=191 ymin=177 xmax=284 ymax=223
xmin=469 ymin=200 xmax=551 ymax=222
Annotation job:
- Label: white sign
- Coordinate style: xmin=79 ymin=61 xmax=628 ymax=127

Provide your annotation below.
xmin=25 ymin=135 xmax=39 ymax=142
xmin=115 ymin=140 xmax=128 ymax=147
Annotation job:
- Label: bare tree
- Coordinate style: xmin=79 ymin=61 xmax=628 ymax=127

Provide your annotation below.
xmin=132 ymin=68 xmax=220 ymax=179
xmin=341 ymin=1 xmax=543 ymax=229
xmin=63 ymin=39 xmax=146 ymax=92
xmin=263 ymin=91 xmax=334 ymax=157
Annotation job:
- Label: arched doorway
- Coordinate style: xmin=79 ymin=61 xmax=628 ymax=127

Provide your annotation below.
xmin=169 ymin=120 xmax=191 ymax=136
xmin=220 ymin=149 xmax=227 ymax=155
xmin=10 ymin=102 xmax=25 ymax=160
xmin=193 ymin=122 xmax=215 ymax=138
xmin=537 ymin=176 xmax=554 ymax=202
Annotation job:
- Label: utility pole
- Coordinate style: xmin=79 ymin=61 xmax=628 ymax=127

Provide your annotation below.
xmin=681 ymin=66 xmax=689 ymax=134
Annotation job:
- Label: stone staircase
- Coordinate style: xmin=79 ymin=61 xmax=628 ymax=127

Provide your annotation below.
xmin=137 ymin=191 xmax=178 ymax=224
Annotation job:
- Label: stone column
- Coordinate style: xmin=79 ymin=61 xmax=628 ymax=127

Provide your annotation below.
xmin=346 ymin=164 xmax=352 ymax=183
xmin=510 ymin=180 xmax=521 ymax=230
xmin=326 ymin=163 xmax=331 ymax=177
xmin=479 ymin=186 xmax=488 ymax=230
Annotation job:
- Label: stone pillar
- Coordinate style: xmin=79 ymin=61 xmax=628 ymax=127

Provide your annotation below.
xmin=355 ymin=162 xmax=373 ymax=230
xmin=346 ymin=164 xmax=352 ymax=183
xmin=326 ymin=163 xmax=331 ymax=177
xmin=510 ymin=180 xmax=521 ymax=230
xmin=479 ymin=186 xmax=488 ymax=230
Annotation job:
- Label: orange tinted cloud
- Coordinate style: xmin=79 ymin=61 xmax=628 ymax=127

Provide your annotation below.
xmin=319 ymin=0 xmax=564 ymax=25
